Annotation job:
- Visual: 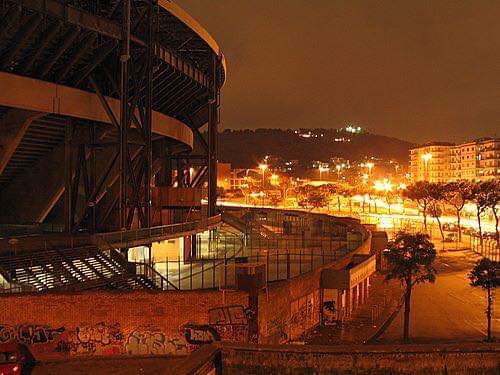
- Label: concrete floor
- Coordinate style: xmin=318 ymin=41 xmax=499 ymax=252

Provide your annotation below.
xmin=379 ymin=249 xmax=500 ymax=343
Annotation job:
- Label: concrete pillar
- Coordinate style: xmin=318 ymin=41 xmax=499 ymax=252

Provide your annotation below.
xmin=337 ymin=289 xmax=344 ymax=320
xmin=366 ymin=277 xmax=370 ymax=299
xmin=351 ymin=286 xmax=357 ymax=312
xmin=359 ymin=282 xmax=365 ymax=305
xmin=345 ymin=288 xmax=351 ymax=317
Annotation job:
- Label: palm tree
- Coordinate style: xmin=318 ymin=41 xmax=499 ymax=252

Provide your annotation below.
xmin=385 ymin=232 xmax=437 ymax=343
xmin=468 ymin=258 xmax=500 ymax=342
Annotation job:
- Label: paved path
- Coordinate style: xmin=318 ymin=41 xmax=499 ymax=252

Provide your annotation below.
xmin=304 ymin=273 xmax=403 ymax=345
xmin=379 ymin=249 xmax=500 ymax=344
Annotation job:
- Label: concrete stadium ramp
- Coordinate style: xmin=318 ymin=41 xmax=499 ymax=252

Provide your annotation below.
xmin=0 ymin=71 xmax=194 ymax=149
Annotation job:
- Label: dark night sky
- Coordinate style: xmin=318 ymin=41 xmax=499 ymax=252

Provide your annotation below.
xmin=178 ymin=0 xmax=500 ymax=143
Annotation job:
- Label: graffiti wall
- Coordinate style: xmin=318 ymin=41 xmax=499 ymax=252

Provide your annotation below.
xmin=0 ymin=322 xmax=188 ymax=360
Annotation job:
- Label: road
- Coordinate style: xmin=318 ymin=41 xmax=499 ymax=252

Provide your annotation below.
xmin=379 ymin=249 xmax=499 ymax=343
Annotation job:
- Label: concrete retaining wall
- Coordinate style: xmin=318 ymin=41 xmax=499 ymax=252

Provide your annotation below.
xmin=221 ymin=343 xmax=500 ymax=374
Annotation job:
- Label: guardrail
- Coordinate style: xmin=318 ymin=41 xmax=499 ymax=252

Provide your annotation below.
xmin=134 ymin=262 xmax=179 ymax=290
xmin=91 ymin=215 xmax=222 ymax=248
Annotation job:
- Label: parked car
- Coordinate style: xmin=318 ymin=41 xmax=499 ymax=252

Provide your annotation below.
xmin=443 ymin=223 xmax=458 ymax=232
xmin=0 ymin=343 xmax=34 ymax=375
xmin=444 ymin=232 xmax=457 ymax=242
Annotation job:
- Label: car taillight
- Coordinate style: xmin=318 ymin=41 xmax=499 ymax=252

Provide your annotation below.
xmin=12 ymin=366 xmax=19 ymax=373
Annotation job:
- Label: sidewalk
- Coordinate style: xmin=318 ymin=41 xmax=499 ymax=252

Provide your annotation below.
xmin=304 ymin=273 xmax=403 ymax=345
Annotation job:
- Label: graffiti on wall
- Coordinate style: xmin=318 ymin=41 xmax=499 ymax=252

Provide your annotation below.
xmin=263 ymin=290 xmax=321 ymax=343
xmin=182 ymin=324 xmax=220 ymax=345
xmin=125 ymin=329 xmax=187 ymax=356
xmin=0 ymin=324 xmax=64 ymax=345
xmin=58 ymin=322 xmax=124 ymax=355
xmin=207 ymin=305 xmax=251 ymax=342
xmin=0 ymin=322 xmax=188 ymax=359
xmin=208 ymin=305 xmax=250 ymax=325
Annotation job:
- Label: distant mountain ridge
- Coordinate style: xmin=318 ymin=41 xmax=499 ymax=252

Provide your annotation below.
xmin=218 ymin=128 xmax=414 ymax=168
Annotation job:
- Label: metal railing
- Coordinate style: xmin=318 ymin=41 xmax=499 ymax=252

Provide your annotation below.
xmin=470 ymin=235 xmax=499 ymax=262
xmin=149 ymin=233 xmax=356 ymax=290
xmin=91 ymin=215 xmax=222 ymax=248
xmin=134 ymin=262 xmax=179 ymax=290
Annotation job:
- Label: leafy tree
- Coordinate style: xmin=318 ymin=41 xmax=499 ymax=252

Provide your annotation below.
xmin=442 ymin=181 xmax=472 ymax=242
xmin=307 ymin=190 xmax=328 ymax=210
xmin=340 ymin=186 xmax=354 ymax=215
xmin=427 ymin=183 xmax=446 ymax=244
xmin=468 ymin=258 xmax=500 ymax=342
xmin=484 ymin=180 xmax=500 ymax=245
xmin=471 ymin=182 xmax=490 ymax=248
xmin=385 ymin=232 xmax=437 ymax=343
xmin=404 ymin=182 xmax=433 ymax=232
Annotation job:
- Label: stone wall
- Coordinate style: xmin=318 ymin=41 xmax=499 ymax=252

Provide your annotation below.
xmin=221 ymin=343 xmax=500 ymax=374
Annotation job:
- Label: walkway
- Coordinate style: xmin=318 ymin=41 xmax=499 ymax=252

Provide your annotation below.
xmin=379 ymin=249 xmax=500 ymax=343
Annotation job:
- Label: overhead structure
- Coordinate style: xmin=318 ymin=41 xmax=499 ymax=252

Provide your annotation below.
xmin=0 ymin=0 xmax=226 ymax=233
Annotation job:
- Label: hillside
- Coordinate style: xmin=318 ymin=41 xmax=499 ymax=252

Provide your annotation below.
xmin=218 ymin=128 xmax=414 ymax=168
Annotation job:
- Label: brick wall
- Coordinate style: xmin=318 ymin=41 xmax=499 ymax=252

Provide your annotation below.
xmin=0 ymin=231 xmax=372 ymax=361
xmin=0 ymin=289 xmax=247 ymax=360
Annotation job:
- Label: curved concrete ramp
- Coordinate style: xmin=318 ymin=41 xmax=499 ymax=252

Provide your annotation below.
xmin=0 ymin=71 xmax=194 ymax=148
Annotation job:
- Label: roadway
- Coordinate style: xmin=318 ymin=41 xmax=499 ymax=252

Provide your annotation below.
xmin=379 ymin=249 xmax=499 ymax=343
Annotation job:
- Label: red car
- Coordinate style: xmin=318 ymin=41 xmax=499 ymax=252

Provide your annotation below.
xmin=0 ymin=343 xmax=33 ymax=375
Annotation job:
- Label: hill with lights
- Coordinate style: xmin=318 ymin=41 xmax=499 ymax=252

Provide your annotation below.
xmin=218 ymin=128 xmax=414 ymax=168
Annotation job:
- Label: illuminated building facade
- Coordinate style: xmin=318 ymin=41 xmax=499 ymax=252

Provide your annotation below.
xmin=411 ymin=138 xmax=500 ymax=182
xmin=409 ymin=142 xmax=454 ymax=183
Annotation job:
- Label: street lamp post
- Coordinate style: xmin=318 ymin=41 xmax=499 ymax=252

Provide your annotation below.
xmin=366 ymin=162 xmax=374 ymax=177
xmin=422 ymin=153 xmax=432 ymax=181
xmin=259 ymin=163 xmax=268 ymax=188
xmin=335 ymin=164 xmax=342 ymax=179
xmin=319 ymin=166 xmax=329 ymax=180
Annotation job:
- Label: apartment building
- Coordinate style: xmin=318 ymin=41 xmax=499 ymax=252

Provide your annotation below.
xmin=410 ymin=142 xmax=454 ymax=183
xmin=476 ymin=138 xmax=500 ymax=181
xmin=410 ymin=138 xmax=500 ymax=182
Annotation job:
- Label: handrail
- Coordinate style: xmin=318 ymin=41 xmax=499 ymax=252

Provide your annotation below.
xmin=91 ymin=214 xmax=222 ymax=248
xmin=134 ymin=262 xmax=179 ymax=290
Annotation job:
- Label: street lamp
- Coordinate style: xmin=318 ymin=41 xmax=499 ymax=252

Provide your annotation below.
xmin=318 ymin=166 xmax=329 ymax=180
xmin=335 ymin=164 xmax=342 ymax=179
xmin=365 ymin=162 xmax=374 ymax=176
xmin=270 ymin=173 xmax=279 ymax=186
xmin=422 ymin=153 xmax=432 ymax=181
xmin=258 ymin=163 xmax=268 ymax=187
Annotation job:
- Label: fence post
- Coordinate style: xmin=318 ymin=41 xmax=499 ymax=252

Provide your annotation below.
xmin=266 ymin=250 xmax=269 ymax=282
xmin=178 ymin=257 xmax=181 ymax=289
xmin=287 ymin=250 xmax=290 ymax=279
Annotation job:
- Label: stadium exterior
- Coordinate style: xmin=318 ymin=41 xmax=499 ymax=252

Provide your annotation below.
xmin=0 ymin=1 xmax=390 ymax=371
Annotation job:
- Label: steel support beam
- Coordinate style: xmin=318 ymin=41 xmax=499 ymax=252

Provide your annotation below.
xmin=207 ymin=54 xmax=220 ymax=217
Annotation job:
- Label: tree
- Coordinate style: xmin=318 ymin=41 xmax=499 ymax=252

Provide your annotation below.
xmin=468 ymin=258 xmax=500 ymax=342
xmin=484 ymin=180 xmax=500 ymax=245
xmin=471 ymin=182 xmax=489 ymax=248
xmin=306 ymin=190 xmax=328 ymax=210
xmin=385 ymin=232 xmax=437 ymax=343
xmin=404 ymin=182 xmax=433 ymax=232
xmin=442 ymin=181 xmax=472 ymax=242
xmin=427 ymin=183 xmax=446 ymax=244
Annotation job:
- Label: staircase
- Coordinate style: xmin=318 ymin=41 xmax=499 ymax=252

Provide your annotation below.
xmin=0 ymin=244 xmax=177 ymax=293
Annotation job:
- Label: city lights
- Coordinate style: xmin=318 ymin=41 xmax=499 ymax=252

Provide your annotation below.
xmin=374 ymin=178 xmax=393 ymax=192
